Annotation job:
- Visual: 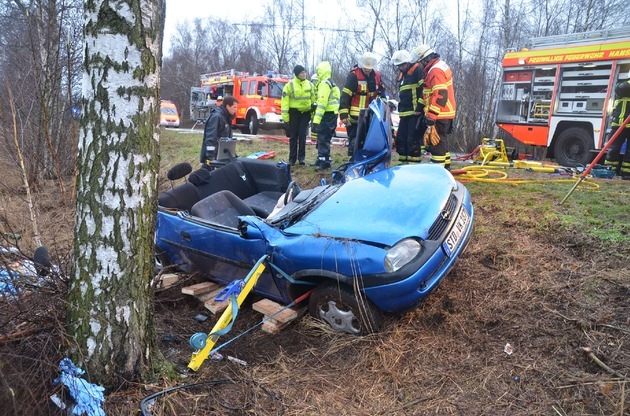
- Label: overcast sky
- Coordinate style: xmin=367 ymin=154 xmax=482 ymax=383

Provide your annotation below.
xmin=163 ymin=0 xmax=346 ymax=56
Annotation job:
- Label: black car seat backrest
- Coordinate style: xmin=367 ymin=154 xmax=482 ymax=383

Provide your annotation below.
xmin=190 ymin=190 xmax=255 ymax=228
xmin=192 ymin=161 xmax=257 ymax=200
xmin=239 ymin=158 xmax=289 ymax=193
xmin=157 ymin=182 xmax=200 ymax=211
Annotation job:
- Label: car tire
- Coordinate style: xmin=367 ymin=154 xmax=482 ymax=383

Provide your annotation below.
xmin=309 ymin=281 xmax=383 ymax=335
xmin=247 ymin=112 xmax=259 ymax=135
xmin=554 ymin=127 xmax=593 ymax=167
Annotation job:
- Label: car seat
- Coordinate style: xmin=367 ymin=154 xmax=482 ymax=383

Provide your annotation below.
xmin=190 ymin=190 xmax=255 ymax=228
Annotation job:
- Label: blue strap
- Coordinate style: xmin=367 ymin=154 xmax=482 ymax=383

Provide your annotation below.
xmin=267 ymin=262 xmax=317 ymax=286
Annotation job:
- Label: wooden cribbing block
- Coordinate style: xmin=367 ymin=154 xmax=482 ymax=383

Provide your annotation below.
xmin=203 ymin=287 xmax=231 ymax=314
xmin=262 ymin=320 xmax=290 ymax=334
xmin=252 ymin=299 xmax=299 ymax=324
xmin=160 ymin=273 xmax=179 ymax=288
xmin=181 ymin=281 xmax=220 ymax=296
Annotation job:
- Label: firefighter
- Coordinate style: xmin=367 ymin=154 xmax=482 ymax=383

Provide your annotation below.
xmin=340 ymin=52 xmax=386 ymax=157
xmin=604 ymin=74 xmax=630 ymax=179
xmin=281 ymin=65 xmax=316 ymax=165
xmin=391 ymin=49 xmax=425 ymax=164
xmin=310 ymin=72 xmax=319 ymax=142
xmin=200 ymin=96 xmax=238 ymax=169
xmin=310 ymin=61 xmax=340 ymax=171
xmin=411 ymin=44 xmax=456 ymax=169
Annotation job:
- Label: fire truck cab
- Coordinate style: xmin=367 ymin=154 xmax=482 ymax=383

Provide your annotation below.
xmin=496 ymin=28 xmax=630 ymax=166
xmin=190 ymin=70 xmax=289 ymax=135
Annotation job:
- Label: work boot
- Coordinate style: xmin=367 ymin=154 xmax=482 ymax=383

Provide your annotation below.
xmin=310 ymin=160 xmax=321 ymax=167
xmin=315 ymin=163 xmax=331 ymax=171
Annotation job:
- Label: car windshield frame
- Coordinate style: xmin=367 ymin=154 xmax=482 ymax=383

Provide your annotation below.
xmin=265 ymin=184 xmax=339 ymax=228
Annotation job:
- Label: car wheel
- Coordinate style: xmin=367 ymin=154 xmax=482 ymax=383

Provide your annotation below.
xmin=309 ymin=282 xmax=383 ymax=335
xmin=554 ymin=127 xmax=593 ymax=167
xmin=247 ymin=112 xmax=259 ymax=135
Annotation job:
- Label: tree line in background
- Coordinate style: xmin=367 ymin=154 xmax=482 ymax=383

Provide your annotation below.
xmin=0 ymin=0 xmax=628 ymax=187
xmin=161 ymin=0 xmax=629 ymax=154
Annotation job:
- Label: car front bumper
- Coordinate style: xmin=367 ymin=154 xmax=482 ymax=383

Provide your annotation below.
xmin=363 ymin=200 xmax=474 ymax=314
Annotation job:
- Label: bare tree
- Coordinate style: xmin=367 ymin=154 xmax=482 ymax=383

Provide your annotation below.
xmin=0 ymin=0 xmax=82 ymax=197
xmin=259 ymin=0 xmax=301 ymax=74
xmin=67 ymin=0 xmax=164 ymax=387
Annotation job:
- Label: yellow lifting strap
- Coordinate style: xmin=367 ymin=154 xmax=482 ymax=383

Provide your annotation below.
xmin=188 ymin=256 xmax=268 ymax=372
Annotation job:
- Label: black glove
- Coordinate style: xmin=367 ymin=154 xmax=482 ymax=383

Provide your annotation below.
xmin=311 ymin=103 xmax=318 ymax=112
xmin=415 ymin=116 xmax=426 ymax=131
xmin=311 ymin=123 xmax=319 ymax=133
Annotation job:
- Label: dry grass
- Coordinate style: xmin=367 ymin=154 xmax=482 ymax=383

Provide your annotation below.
xmin=0 ymin=139 xmax=629 ymax=415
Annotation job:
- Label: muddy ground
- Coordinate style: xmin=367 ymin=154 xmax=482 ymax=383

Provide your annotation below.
xmin=0 ymin=153 xmax=628 ymax=415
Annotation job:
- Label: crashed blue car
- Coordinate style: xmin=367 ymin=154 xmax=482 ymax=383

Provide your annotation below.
xmin=156 ymin=99 xmax=474 ymax=334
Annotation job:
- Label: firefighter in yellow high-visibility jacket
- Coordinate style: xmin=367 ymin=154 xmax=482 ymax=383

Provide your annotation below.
xmin=281 ymin=65 xmax=316 ymax=165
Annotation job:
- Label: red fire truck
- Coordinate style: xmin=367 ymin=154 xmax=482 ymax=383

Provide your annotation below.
xmin=190 ymin=70 xmax=290 ymax=135
xmin=496 ymin=28 xmax=630 ymax=166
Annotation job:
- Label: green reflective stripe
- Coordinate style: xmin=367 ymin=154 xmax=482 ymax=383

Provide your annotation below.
xmin=399 ymin=110 xmax=416 ymax=117
xmin=342 ymin=87 xmax=353 ymax=95
xmin=612 ymin=98 xmax=630 ymax=127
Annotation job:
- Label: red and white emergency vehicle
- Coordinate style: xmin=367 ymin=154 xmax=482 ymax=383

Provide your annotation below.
xmin=190 ymin=69 xmax=290 ymax=135
xmin=496 ymin=28 xmax=630 ymax=166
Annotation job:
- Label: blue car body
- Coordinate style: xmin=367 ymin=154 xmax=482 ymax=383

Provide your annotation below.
xmin=156 ymin=99 xmax=474 ymax=330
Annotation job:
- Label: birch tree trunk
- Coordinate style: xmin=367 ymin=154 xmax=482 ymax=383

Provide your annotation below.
xmin=67 ymin=0 xmax=164 ymax=386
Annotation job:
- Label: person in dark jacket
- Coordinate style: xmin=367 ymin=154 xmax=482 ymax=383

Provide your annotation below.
xmin=200 ymin=96 xmax=238 ymax=168
xmin=391 ymin=49 xmax=424 ymax=164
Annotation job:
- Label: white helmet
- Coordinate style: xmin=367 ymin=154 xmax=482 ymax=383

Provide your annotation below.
xmin=391 ymin=50 xmax=411 ymax=66
xmin=410 ymin=44 xmax=435 ymax=63
xmin=359 ymin=51 xmax=378 ymax=70
xmin=311 ymin=73 xmax=318 ymax=82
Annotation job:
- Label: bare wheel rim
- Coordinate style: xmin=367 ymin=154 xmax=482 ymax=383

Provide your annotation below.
xmin=318 ymin=300 xmax=361 ymax=335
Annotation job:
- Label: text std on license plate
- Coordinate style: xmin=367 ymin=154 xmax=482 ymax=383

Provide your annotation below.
xmin=442 ymin=207 xmax=470 ymax=257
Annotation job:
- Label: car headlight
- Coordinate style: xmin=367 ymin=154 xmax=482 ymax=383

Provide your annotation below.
xmin=384 ymin=238 xmax=421 ymax=273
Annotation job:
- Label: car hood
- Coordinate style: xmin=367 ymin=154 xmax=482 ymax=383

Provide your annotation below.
xmin=284 ymin=164 xmax=456 ymax=246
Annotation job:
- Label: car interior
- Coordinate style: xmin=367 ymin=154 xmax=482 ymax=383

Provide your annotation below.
xmin=158 ymin=158 xmax=290 ymax=220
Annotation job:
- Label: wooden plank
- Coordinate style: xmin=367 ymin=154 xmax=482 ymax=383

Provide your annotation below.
xmin=261 ymin=320 xmax=289 ymax=334
xmin=203 ymin=287 xmax=231 ymax=314
xmin=252 ymin=299 xmax=301 ymax=324
xmin=160 ymin=273 xmax=179 ymax=288
xmin=181 ymin=281 xmax=220 ymax=296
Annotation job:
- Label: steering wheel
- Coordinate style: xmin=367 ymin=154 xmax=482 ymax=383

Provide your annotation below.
xmin=284 ymin=181 xmax=302 ymax=205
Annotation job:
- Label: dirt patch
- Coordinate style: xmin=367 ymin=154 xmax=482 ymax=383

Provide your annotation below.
xmin=0 ymin=157 xmax=628 ymax=415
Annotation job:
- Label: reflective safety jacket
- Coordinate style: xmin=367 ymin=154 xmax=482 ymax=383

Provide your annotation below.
xmin=422 ymin=58 xmax=456 ymax=122
xmin=313 ymin=61 xmax=340 ymax=124
xmin=397 ymin=63 xmax=425 ymax=117
xmin=340 ymin=67 xmax=385 ymax=120
xmin=612 ymin=80 xmax=630 ymax=128
xmin=281 ymin=77 xmax=315 ymax=122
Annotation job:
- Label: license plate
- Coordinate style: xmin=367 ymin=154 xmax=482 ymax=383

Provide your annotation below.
xmin=442 ymin=207 xmax=470 ymax=257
